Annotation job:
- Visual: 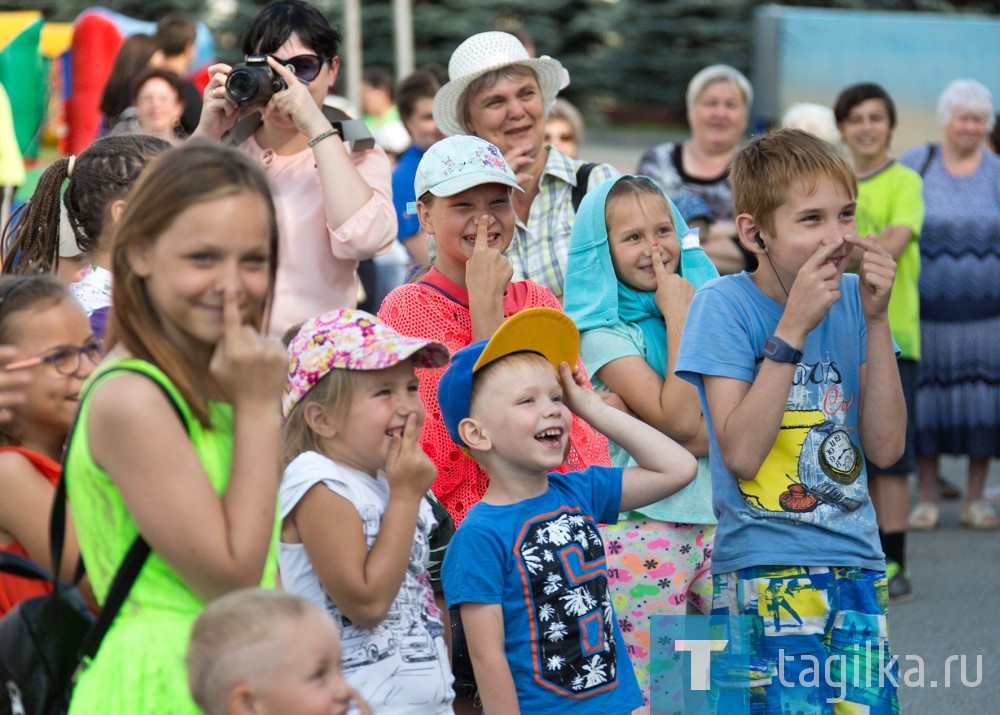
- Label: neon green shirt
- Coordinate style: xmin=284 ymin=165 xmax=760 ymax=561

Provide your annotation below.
xmin=856 ymin=161 xmax=924 ymax=360
xmin=66 ymin=358 xmax=279 ymax=715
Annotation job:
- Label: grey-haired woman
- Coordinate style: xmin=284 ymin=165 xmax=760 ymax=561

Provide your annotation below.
xmin=638 ymin=64 xmax=752 ymax=274
xmin=901 ymin=79 xmax=1000 ymax=531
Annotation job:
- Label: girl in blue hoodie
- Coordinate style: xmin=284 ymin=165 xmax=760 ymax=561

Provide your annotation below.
xmin=564 ymin=176 xmax=718 ymax=713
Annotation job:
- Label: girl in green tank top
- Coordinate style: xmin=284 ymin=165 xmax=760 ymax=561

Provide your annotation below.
xmin=64 ymin=141 xmax=289 ymax=715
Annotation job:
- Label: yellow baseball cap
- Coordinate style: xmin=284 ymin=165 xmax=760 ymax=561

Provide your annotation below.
xmin=437 ymin=307 xmax=579 ymax=444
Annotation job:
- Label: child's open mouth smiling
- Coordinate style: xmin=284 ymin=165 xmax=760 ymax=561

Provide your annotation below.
xmin=534 ymin=426 xmax=565 ymax=448
xmin=463 ymin=231 xmax=501 ymax=248
xmin=385 ymin=425 xmax=406 ymax=439
xmin=823 ymin=250 xmax=847 ymax=270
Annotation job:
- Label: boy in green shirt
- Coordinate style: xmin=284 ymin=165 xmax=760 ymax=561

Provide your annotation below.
xmin=834 ymin=82 xmax=924 ymax=602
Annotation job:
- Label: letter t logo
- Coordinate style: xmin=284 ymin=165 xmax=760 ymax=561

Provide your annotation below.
xmin=674 ymin=639 xmax=729 ymax=690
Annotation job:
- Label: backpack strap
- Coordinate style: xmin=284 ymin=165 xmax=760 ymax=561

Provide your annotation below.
xmin=0 ymin=550 xmax=52 ymax=581
xmin=75 ymin=533 xmax=150 ymax=664
xmin=571 ymin=162 xmax=597 ymax=213
xmin=918 ymin=142 xmax=936 ymax=178
xmin=49 ymin=365 xmax=190 ymax=667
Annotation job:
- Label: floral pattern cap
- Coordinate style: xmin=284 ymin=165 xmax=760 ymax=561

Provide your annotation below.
xmin=282 ymin=309 xmax=449 ymax=419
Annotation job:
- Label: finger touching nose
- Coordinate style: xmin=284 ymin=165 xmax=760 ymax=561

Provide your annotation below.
xmin=216 ymin=261 xmax=245 ymax=296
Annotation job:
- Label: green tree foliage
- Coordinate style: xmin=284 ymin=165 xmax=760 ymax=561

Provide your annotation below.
xmin=604 ymin=0 xmax=751 ymax=118
xmin=214 ymin=0 xmax=275 ymax=61
xmin=13 ymin=0 xmax=995 ymax=119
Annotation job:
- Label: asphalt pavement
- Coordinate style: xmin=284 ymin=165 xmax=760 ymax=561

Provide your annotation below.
xmin=890 ymin=456 xmax=1000 ymax=713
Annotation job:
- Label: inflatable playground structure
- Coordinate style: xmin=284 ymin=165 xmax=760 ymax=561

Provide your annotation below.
xmin=0 ymin=6 xmax=214 ymax=172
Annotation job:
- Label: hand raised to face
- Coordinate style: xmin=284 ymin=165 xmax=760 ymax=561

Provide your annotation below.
xmin=846 ymin=233 xmax=896 ymax=321
xmin=651 ymin=242 xmax=694 ymax=327
xmin=261 ymin=56 xmax=330 ymax=139
xmin=783 ymin=236 xmax=847 ymax=335
xmin=465 ymin=213 xmax=513 ymax=301
xmin=209 ymin=288 xmax=287 ymax=408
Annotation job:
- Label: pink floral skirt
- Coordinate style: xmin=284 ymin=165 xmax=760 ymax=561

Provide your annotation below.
xmin=601 ymin=516 xmax=714 ymax=714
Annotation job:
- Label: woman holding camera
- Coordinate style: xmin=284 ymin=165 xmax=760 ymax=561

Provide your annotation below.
xmin=196 ymin=0 xmax=395 ymax=337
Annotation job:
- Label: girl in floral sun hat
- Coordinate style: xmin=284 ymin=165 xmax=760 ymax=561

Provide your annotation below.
xmin=279 ymin=308 xmax=455 ymax=714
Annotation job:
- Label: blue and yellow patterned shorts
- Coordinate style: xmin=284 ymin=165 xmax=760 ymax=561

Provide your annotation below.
xmin=709 ymin=565 xmax=900 ymax=715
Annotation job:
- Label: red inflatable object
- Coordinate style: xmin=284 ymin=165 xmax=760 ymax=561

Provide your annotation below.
xmin=65 ymin=11 xmax=123 ymax=155
xmin=64 ymin=8 xmax=214 ymax=155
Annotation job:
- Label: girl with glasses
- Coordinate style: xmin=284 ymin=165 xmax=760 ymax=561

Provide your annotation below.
xmin=195 ymin=0 xmax=397 ymax=338
xmin=0 ymin=275 xmax=99 ymax=616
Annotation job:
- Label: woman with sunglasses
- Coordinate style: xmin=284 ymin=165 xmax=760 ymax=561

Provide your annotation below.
xmin=195 ymin=0 xmax=396 ymax=337
xmin=0 ymin=275 xmax=100 ymax=615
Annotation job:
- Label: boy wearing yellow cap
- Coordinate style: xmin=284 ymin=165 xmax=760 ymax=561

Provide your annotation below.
xmin=439 ymin=308 xmax=696 ymax=714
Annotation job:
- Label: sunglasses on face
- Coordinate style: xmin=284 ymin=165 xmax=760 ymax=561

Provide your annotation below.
xmin=5 ymin=338 xmax=103 ymax=376
xmin=270 ymin=53 xmax=328 ymax=82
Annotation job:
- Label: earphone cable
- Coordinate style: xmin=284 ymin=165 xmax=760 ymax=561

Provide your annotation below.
xmin=763 ymin=250 xmax=791 ymax=298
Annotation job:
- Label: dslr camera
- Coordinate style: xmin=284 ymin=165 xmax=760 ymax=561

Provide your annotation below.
xmin=225 ymin=55 xmax=286 ymax=108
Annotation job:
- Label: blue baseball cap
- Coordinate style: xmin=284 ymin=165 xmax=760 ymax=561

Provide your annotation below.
xmin=437 ymin=308 xmax=580 ymax=446
xmin=671 ymin=193 xmax=715 ymax=224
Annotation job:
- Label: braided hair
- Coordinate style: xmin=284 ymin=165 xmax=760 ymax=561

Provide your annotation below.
xmin=2 ymin=134 xmax=171 ymax=276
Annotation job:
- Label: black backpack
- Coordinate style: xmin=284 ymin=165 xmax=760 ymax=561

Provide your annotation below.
xmin=0 ymin=477 xmax=149 ymax=715
xmin=0 ymin=367 xmax=189 ymax=714
xmin=0 ymin=552 xmax=93 ymax=715
xmin=571 ymin=162 xmax=597 ymax=213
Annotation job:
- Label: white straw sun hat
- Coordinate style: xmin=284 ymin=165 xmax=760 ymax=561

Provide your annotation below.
xmin=433 ymin=31 xmax=566 ymax=137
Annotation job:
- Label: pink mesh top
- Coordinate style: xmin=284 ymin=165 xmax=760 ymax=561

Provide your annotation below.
xmin=379 ymin=268 xmax=611 ymax=525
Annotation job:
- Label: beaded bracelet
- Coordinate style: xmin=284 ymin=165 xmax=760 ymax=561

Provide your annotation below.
xmin=307 ymin=127 xmax=340 ymax=148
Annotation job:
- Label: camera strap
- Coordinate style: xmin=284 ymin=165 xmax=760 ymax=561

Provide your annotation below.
xmin=223 ymin=105 xmax=376 ymax=153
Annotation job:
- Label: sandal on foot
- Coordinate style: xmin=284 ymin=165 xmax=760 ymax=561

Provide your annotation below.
xmin=960 ymin=501 xmax=1000 ymax=530
xmin=908 ymin=502 xmax=939 ymax=531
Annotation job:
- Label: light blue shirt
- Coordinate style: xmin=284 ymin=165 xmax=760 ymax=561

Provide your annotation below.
xmin=676 ymin=272 xmax=886 ymax=574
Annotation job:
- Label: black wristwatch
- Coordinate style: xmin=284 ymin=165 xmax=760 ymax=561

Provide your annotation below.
xmin=763 ymin=335 xmax=802 ymax=364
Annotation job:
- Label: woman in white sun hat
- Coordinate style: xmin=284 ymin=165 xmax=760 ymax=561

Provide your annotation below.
xmin=433 ymin=31 xmax=619 ymax=301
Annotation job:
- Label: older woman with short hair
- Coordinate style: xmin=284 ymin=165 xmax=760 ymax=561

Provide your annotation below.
xmin=129 ymin=68 xmax=187 ymax=144
xmin=901 ymin=79 xmax=1000 ymax=531
xmin=432 ymin=31 xmax=619 ymax=299
xmin=638 ymin=64 xmax=752 ymax=274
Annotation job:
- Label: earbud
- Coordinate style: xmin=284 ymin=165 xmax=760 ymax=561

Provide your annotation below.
xmin=755 ymin=232 xmax=765 ymax=249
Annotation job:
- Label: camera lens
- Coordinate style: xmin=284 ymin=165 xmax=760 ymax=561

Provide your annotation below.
xmin=226 ymin=69 xmax=261 ymax=106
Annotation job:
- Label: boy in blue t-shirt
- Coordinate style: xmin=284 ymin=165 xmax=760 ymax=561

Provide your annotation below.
xmin=439 ymin=308 xmax=696 ymax=714
xmin=675 ymin=129 xmax=905 ymax=713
